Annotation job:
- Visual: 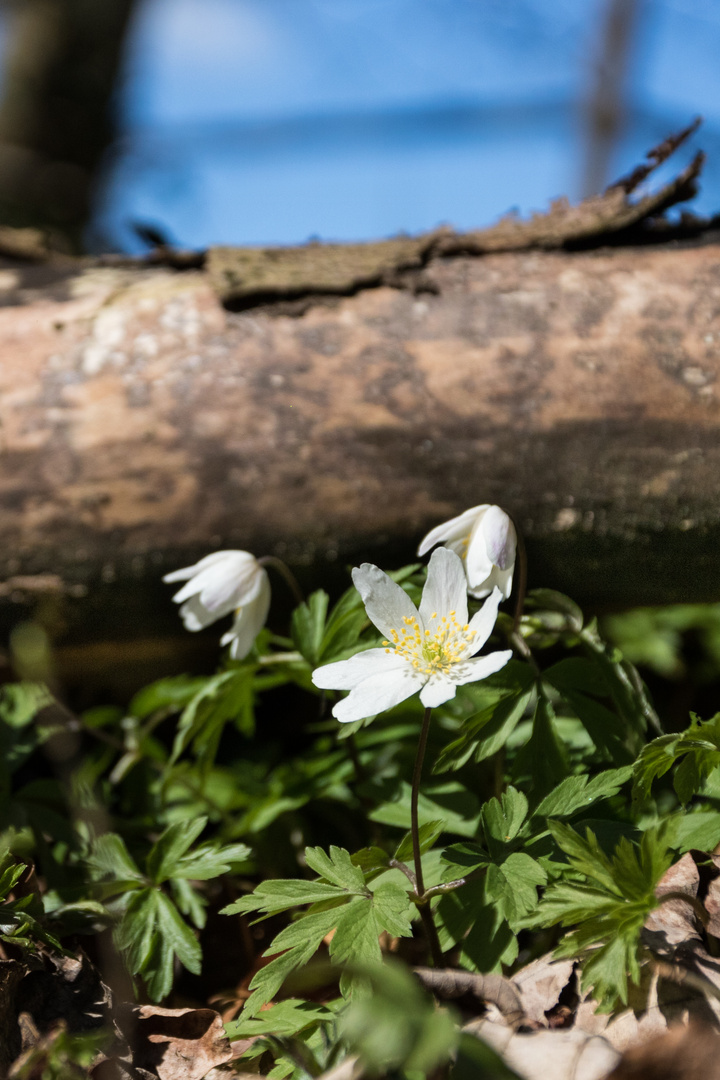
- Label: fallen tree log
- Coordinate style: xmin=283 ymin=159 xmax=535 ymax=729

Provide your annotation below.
xmin=2 ymin=235 xmax=720 ymax=639
xmin=0 ymin=126 xmax=718 ymax=675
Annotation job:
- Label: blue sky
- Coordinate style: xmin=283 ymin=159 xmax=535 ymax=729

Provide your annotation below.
xmin=93 ymin=0 xmax=720 ymax=251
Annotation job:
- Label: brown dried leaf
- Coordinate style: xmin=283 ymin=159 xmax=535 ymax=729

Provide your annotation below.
xmin=704 ymin=856 xmax=720 ymax=940
xmin=465 ymin=1019 xmax=620 ymax=1080
xmin=512 ymin=955 xmax=575 ymax=1025
xmin=123 ymin=1006 xmax=232 ymax=1080
xmin=645 ymin=852 xmax=702 ymax=950
xmin=606 ymin=1021 xmax=720 ymax=1080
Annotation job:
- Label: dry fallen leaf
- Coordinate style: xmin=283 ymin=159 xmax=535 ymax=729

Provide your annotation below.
xmin=118 ymin=1005 xmax=233 ymax=1080
xmin=644 ymin=852 xmax=701 ymax=951
xmin=605 ymin=1021 xmax=720 ymax=1080
xmin=465 ymin=1018 xmax=620 ymax=1080
xmin=512 ymin=955 xmax=576 ymax=1025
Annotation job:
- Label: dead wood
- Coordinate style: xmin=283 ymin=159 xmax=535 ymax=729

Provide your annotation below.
xmin=207 ymin=120 xmax=704 ymax=308
xmin=0 ymin=125 xmax=717 ymax=670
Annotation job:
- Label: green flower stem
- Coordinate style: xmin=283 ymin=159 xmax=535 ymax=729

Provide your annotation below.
xmin=256 ymin=651 xmax=304 ymax=665
xmin=411 ymin=707 xmax=444 ymax=968
xmin=257 ymin=555 xmax=304 ymax=605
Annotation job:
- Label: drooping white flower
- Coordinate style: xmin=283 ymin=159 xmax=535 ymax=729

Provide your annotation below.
xmin=418 ymin=504 xmax=517 ymax=600
xmin=312 ymin=547 xmax=512 ymax=723
xmin=163 ymin=550 xmax=270 ymax=659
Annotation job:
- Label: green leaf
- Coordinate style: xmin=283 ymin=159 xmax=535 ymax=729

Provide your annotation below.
xmin=174 ymin=841 xmax=252 ymax=881
xmin=339 ymin=959 xmax=458 ymax=1075
xmin=154 ymin=892 xmax=202 ymax=974
xmin=546 ymin=821 xmax=619 ymax=894
xmin=515 ymin=695 xmax=570 ymax=797
xmin=0 ymin=683 xmax=54 ymax=729
xmin=146 ymin=818 xmax=208 ymax=883
xmin=0 ymin=683 xmax=56 ymax=774
xmin=371 ymin=882 xmax=414 ymax=938
xmin=546 ymin=683 xmax=632 ymax=764
xmin=369 ymin=781 xmax=481 ymax=838
xmin=172 ymin=670 xmax=257 ymax=764
xmin=291 ymin=591 xmax=329 ymax=666
xmin=666 ymin=810 xmax=720 ymax=853
xmin=527 ymin=823 xmax=673 ymax=1010
xmin=169 ymin=877 xmax=207 ymax=930
xmin=115 ymin=885 xmax=202 ymax=1001
xmin=0 ymin=862 xmax=25 ymax=901
xmin=129 ymin=675 xmax=209 ymax=720
xmin=394 ymin=820 xmax=444 ymax=863
xmin=484 ymin=853 xmax=547 ymax=930
xmin=226 ymin=999 xmax=338 ymax=1041
xmin=318 ymin=588 xmax=369 ymax=663
xmin=331 ymin=897 xmax=382 ymax=972
xmin=435 ymin=663 xmax=534 ymax=772
xmin=351 ymin=847 xmax=391 ymax=876
xmin=436 ymin=877 xmax=518 ymax=972
xmin=243 ymin=907 xmax=341 ymax=1017
xmin=304 ymin=846 xmax=366 ymax=892
xmin=116 ymin=889 xmax=158 ymax=972
xmin=632 ymin=713 xmax=720 ymax=804
xmin=222 ymin=879 xmax=349 ymax=918
xmin=525 ymin=589 xmax=583 ymax=633
xmin=532 ymin=767 xmax=632 ymax=821
xmin=542 ymin=658 xmax=610 ymax=699
xmin=143 ymin=932 xmax=176 ymax=1002
xmin=89 ymin=834 xmax=142 ymax=882
xmin=230 ymin=846 xmax=415 ymax=1017
xmin=481 ymin=787 xmax=528 ymax=857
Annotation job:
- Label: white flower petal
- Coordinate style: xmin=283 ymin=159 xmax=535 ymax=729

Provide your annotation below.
xmin=464 ymin=528 xmax=495 ymax=593
xmin=312 ymin=648 xmax=407 ymax=691
xmin=420 ymin=674 xmax=458 ymax=708
xmin=463 ymin=588 xmax=504 ymax=656
xmin=179 ymin=595 xmax=219 ymax=631
xmin=419 ymin=548 xmax=468 ymax=629
xmin=197 ymin=552 xmax=258 ymax=612
xmin=469 ymin=565 xmax=514 ymax=600
xmin=481 ymin=506 xmax=517 ymax=571
xmin=163 ymin=550 xmax=239 ymax=584
xmin=221 ymin=570 xmax=271 ymax=659
xmin=332 ymin=666 xmax=426 ymax=723
xmin=417 ymin=505 xmax=488 ymax=556
xmin=447 ymin=650 xmax=513 ymax=686
xmin=351 ymin=563 xmax=418 ymax=639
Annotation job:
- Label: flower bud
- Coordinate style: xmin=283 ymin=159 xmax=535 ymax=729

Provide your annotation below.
xmin=418 ymin=504 xmax=517 ymax=599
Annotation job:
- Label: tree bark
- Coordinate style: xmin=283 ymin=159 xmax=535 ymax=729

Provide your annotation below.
xmin=1 ymin=229 xmax=720 ymax=670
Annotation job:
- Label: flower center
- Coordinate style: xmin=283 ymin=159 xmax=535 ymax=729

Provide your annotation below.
xmin=383 ymin=612 xmax=475 ymax=675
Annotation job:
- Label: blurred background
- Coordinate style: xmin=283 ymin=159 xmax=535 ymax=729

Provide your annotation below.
xmin=0 ymin=0 xmax=716 ymax=254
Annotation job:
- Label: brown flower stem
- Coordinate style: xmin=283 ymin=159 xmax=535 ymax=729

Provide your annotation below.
xmin=411 ymin=706 xmax=444 ymax=968
xmin=257 ymin=555 xmax=304 ymax=605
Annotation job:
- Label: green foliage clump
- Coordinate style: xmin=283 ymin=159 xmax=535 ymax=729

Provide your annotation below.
xmin=7 ymin=553 xmax=720 ymax=1080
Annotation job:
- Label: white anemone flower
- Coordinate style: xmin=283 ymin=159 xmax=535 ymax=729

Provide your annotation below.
xmin=163 ymin=550 xmax=270 ymax=659
xmin=312 ymin=547 xmax=512 ymax=723
xmin=418 ymin=504 xmax=517 ymax=600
